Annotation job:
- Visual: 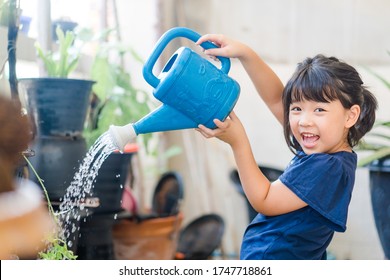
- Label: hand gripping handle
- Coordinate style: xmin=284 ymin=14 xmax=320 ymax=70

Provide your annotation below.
xmin=143 ymin=27 xmax=231 ymax=88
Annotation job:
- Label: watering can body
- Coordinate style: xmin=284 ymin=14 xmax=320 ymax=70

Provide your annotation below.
xmin=109 ymin=27 xmax=240 ymax=151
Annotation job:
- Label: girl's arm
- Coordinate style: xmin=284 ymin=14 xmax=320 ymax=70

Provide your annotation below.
xmin=197 ymin=34 xmax=285 ymax=124
xmin=197 ymin=112 xmax=307 ymax=216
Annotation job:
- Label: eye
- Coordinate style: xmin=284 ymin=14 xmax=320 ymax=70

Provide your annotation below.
xmin=314 ymin=108 xmax=326 ymax=112
xmin=290 ymin=106 xmax=301 ymax=112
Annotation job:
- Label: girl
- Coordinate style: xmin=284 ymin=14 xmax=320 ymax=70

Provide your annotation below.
xmin=196 ymin=34 xmax=378 ymax=260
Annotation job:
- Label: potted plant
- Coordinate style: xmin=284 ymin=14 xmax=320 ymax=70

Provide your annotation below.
xmin=357 ymin=56 xmax=390 ymax=259
xmin=17 ymin=26 xmax=96 ymax=207
xmin=19 ymin=26 xmax=95 ymax=138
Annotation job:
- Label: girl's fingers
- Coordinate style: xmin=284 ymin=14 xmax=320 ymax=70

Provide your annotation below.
xmin=197 ymin=124 xmax=213 ymax=136
xmin=196 ymin=34 xmax=225 ymax=57
xmin=214 ymin=118 xmax=227 ymax=129
xmin=196 ymin=34 xmax=222 ymax=46
xmin=228 ymin=111 xmax=237 ymax=120
xmin=197 ymin=123 xmax=223 ymax=138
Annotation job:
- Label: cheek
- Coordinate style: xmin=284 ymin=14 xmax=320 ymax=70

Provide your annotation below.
xmin=320 ymin=121 xmax=345 ymax=140
xmin=288 ymin=117 xmax=300 ymax=134
xmin=289 ymin=115 xmax=299 ymax=127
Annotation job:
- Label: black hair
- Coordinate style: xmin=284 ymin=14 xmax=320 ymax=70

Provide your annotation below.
xmin=282 ymin=54 xmax=378 ymax=154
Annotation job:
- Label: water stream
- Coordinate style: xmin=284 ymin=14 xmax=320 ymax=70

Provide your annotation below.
xmin=58 ymin=132 xmax=117 ymax=248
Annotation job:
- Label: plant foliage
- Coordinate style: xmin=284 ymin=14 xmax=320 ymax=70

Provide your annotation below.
xmin=83 ymin=31 xmax=156 ymax=150
xmin=357 ymin=53 xmax=390 ymax=167
xmin=35 ymin=26 xmax=80 ymax=78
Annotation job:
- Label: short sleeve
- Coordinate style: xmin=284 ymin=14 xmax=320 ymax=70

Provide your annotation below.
xmin=279 ymin=152 xmax=356 ymax=231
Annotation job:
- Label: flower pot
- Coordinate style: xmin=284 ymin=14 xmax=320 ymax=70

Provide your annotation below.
xmin=0 ymin=179 xmax=55 ymax=259
xmin=112 ymin=213 xmax=183 ymax=260
xmin=88 ymin=150 xmax=136 ymax=215
xmin=19 ymin=15 xmax=32 ymax=35
xmin=176 ymin=214 xmax=224 ymax=260
xmin=230 ymin=165 xmax=283 ymax=222
xmin=369 ymin=157 xmax=390 ymax=259
xmin=76 ymin=214 xmax=117 ymax=260
xmin=28 ymin=136 xmax=87 ymax=201
xmin=51 ymin=19 xmax=78 ymax=41
xmin=19 ymin=78 xmax=94 ymax=137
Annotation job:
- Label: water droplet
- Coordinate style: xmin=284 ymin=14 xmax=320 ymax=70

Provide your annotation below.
xmin=57 ymin=132 xmax=116 ymax=246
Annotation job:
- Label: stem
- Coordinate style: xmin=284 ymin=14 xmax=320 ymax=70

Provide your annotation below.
xmin=23 ymin=155 xmax=59 ymax=225
xmin=7 ymin=0 xmax=21 ymax=106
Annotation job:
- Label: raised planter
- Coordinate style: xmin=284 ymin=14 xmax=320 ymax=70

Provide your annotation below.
xmin=368 ymin=157 xmax=390 ymax=259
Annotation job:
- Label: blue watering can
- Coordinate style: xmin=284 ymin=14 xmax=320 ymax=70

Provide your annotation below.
xmin=109 ymin=27 xmax=240 ymax=151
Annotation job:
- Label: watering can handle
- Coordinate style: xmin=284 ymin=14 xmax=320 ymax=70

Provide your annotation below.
xmin=143 ymin=27 xmax=231 ymax=88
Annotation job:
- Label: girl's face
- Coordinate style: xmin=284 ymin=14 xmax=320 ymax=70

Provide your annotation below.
xmin=289 ymin=99 xmax=358 ymax=155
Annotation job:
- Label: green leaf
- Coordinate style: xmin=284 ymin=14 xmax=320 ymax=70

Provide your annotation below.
xmin=358 ymin=147 xmax=390 ymax=167
xmin=363 ymin=66 xmax=390 ymax=90
xmin=34 ymin=26 xmax=80 ymax=78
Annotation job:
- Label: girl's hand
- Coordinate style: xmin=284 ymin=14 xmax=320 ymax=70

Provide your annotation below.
xmin=196 ymin=111 xmax=246 ymax=148
xmin=196 ymin=34 xmax=248 ymax=60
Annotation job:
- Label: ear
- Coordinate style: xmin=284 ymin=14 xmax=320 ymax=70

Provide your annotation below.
xmin=345 ymin=105 xmax=360 ymax=128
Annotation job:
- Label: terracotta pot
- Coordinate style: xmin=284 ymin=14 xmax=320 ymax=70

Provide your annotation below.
xmin=112 ymin=213 xmax=183 ymax=260
xmin=0 ymin=180 xmax=55 ymax=259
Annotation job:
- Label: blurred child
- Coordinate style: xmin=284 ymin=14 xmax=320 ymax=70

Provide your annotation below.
xmin=0 ymin=94 xmax=54 ymax=259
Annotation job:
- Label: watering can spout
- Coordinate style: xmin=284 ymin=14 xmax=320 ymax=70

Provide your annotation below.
xmin=108 ymin=123 xmax=137 ymax=152
xmin=108 ymin=104 xmax=198 ymax=152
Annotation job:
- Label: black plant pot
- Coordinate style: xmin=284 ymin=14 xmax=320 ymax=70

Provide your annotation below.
xmin=73 ymin=150 xmax=137 ymax=260
xmin=88 ymin=151 xmax=135 ymax=215
xmin=230 ymin=165 xmax=283 ymax=222
xmin=19 ymin=78 xmax=94 ymax=137
xmin=28 ymin=136 xmax=87 ymax=201
xmin=51 ymin=19 xmax=78 ymax=41
xmin=76 ymin=214 xmax=116 ymax=260
xmin=369 ymin=157 xmax=390 ymax=259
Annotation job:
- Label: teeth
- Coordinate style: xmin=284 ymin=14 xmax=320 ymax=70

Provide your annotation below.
xmin=302 ymin=133 xmax=316 ymax=137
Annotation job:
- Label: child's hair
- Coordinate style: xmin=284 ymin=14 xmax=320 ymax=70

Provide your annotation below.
xmin=282 ymin=54 xmax=378 ymax=154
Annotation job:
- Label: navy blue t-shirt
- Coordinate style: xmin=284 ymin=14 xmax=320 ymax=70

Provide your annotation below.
xmin=240 ymin=151 xmax=357 ymax=260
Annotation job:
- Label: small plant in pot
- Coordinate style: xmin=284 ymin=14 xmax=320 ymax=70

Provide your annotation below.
xmin=35 ymin=26 xmax=80 ymax=78
xmin=19 ymin=26 xmax=95 ymax=138
xmin=18 ymin=26 xmax=96 ymax=207
xmin=357 ymin=56 xmax=390 ymax=259
xmin=357 ymin=121 xmax=390 ymax=167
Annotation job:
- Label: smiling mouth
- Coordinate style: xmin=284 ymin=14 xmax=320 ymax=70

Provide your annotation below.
xmin=301 ymin=133 xmax=320 ymax=148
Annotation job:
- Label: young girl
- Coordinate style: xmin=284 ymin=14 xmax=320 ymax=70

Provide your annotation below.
xmin=196 ymin=34 xmax=378 ymax=260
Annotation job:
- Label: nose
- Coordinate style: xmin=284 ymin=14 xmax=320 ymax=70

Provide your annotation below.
xmin=298 ymin=112 xmax=313 ymax=127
